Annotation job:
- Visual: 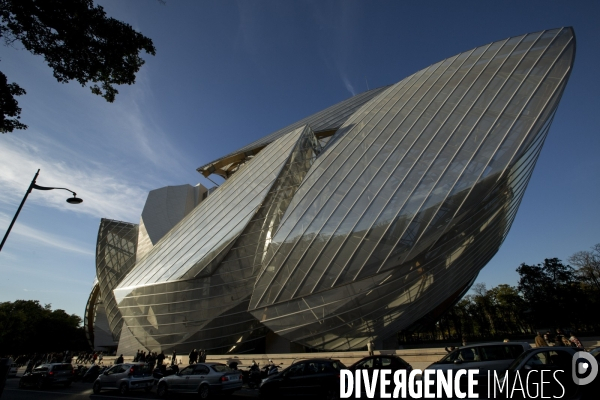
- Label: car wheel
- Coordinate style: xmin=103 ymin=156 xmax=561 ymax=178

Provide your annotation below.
xmin=119 ymin=382 xmax=129 ymax=395
xmin=157 ymin=382 xmax=168 ymax=398
xmin=93 ymin=381 xmax=101 ymax=394
xmin=199 ymin=384 xmax=210 ymax=399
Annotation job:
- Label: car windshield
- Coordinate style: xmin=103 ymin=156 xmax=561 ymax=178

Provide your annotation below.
xmin=211 ymin=364 xmax=232 ymax=373
xmin=441 ymin=348 xmax=477 ymax=363
xmin=52 ymin=364 xmax=72 ymax=371
xmin=332 ymin=361 xmax=346 ymax=370
xmin=507 ymin=350 xmax=533 ymax=371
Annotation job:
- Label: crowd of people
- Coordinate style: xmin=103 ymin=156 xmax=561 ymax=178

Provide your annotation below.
xmin=535 ymin=329 xmax=585 ymax=349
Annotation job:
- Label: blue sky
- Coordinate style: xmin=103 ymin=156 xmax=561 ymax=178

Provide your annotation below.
xmin=0 ymin=0 xmax=598 ymax=318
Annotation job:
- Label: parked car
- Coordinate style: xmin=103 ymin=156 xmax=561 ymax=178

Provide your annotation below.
xmin=346 ymin=354 xmax=412 ymax=395
xmin=92 ymin=363 xmax=153 ymax=395
xmin=424 ymin=341 xmax=530 ymax=396
xmin=82 ymin=364 xmax=108 ymax=382
xmin=156 ymin=362 xmax=242 ymax=399
xmin=504 ymin=346 xmax=589 ymax=399
xmin=348 ymin=354 xmax=413 ymax=373
xmin=18 ymin=363 xmax=74 ymax=389
xmin=259 ymin=358 xmax=346 ymax=400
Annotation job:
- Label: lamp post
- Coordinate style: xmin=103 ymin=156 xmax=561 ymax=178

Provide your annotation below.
xmin=0 ymin=169 xmax=83 ymax=252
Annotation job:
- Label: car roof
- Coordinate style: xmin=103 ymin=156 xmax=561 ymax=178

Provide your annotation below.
xmin=462 ymin=342 xmax=529 ymax=346
xmin=39 ymin=363 xmax=71 ymax=366
xmin=526 ymin=346 xmax=577 ymax=352
xmin=291 ymin=358 xmax=341 ymax=364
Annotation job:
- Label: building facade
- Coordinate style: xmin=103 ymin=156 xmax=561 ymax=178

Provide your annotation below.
xmin=86 ymin=28 xmax=575 ymax=353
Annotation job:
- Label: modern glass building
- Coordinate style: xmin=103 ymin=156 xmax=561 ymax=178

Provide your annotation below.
xmin=86 ymin=28 xmax=575 ymax=353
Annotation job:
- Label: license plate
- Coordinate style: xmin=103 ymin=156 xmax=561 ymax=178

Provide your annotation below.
xmin=228 ymin=375 xmax=238 ymax=381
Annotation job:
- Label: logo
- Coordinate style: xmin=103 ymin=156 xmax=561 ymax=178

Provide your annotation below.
xmin=572 ymin=351 xmax=598 ymax=386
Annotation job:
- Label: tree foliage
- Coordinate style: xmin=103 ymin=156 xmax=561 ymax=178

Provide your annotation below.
xmin=405 ymin=248 xmax=600 ymax=342
xmin=569 ymin=243 xmax=600 ymax=292
xmin=0 ymin=0 xmax=156 ymax=133
xmin=0 ymin=300 xmax=87 ymax=354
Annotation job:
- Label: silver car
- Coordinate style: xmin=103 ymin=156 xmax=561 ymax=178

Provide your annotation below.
xmin=157 ymin=362 xmax=243 ymax=399
xmin=93 ymin=363 xmax=154 ymax=395
xmin=423 ymin=342 xmax=530 ymax=396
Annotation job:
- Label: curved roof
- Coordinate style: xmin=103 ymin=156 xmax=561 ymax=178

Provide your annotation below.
xmin=197 ymin=86 xmax=389 ymax=178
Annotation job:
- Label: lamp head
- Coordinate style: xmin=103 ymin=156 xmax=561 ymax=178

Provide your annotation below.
xmin=66 ymin=195 xmax=83 ymax=204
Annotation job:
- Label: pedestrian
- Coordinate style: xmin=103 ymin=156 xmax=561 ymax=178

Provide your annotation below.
xmin=116 ymin=354 xmax=124 ymax=364
xmin=98 ymin=352 xmax=103 ymax=365
xmin=544 ymin=331 xmax=552 ymax=345
xmin=157 ymin=351 xmax=165 ymax=367
xmin=569 ymin=333 xmax=584 ymax=350
xmin=554 ymin=329 xmax=565 ymax=347
xmin=535 ymin=332 xmax=549 ymax=348
xmin=199 ymin=349 xmax=206 ymax=363
xmin=367 ymin=340 xmax=374 ymax=356
xmin=461 ymin=336 xmax=467 ymax=347
xmin=189 ymin=349 xmax=197 ymax=365
xmin=171 ymin=350 xmax=177 ymax=366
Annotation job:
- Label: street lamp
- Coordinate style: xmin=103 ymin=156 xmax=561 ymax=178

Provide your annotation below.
xmin=0 ymin=169 xmax=83 ymax=252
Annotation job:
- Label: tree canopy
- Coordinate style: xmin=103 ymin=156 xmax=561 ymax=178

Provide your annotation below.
xmin=0 ymin=0 xmax=156 ymax=133
xmin=401 ymin=245 xmax=600 ymax=343
xmin=0 ymin=300 xmax=87 ymax=354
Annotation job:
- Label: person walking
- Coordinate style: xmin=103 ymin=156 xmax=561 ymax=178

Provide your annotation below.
xmin=367 ymin=340 xmax=374 ymax=356
xmin=554 ymin=329 xmax=565 ymax=347
xmin=535 ymin=332 xmax=549 ymax=347
xmin=171 ymin=350 xmax=177 ymax=366
xmin=569 ymin=333 xmax=584 ymax=350
xmin=116 ymin=354 xmax=124 ymax=364
xmin=157 ymin=351 xmax=165 ymax=367
xmin=189 ymin=349 xmax=197 ymax=364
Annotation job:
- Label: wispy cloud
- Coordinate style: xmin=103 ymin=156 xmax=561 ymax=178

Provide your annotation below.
xmin=0 ymin=135 xmax=147 ymax=222
xmin=309 ymin=2 xmax=363 ymax=96
xmin=341 ymin=73 xmax=357 ymax=96
xmin=0 ymin=212 xmax=94 ymax=256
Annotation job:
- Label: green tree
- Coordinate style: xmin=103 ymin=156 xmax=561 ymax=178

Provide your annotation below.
xmin=0 ymin=300 xmax=87 ymax=354
xmin=517 ymin=258 xmax=583 ymax=329
xmin=0 ymin=0 xmax=156 ymax=133
xmin=569 ymin=243 xmax=600 ymax=292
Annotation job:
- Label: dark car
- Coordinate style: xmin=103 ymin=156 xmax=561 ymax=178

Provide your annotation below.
xmin=93 ymin=363 xmax=154 ymax=395
xmin=347 ymin=355 xmax=412 ymax=395
xmin=505 ymin=346 xmax=598 ymax=400
xmin=157 ymin=362 xmax=242 ymax=399
xmin=18 ymin=363 xmax=74 ymax=389
xmin=81 ymin=364 xmax=108 ymax=382
xmin=259 ymin=358 xmax=346 ymax=400
xmin=426 ymin=342 xmax=530 ymax=375
xmin=424 ymin=342 xmax=530 ymax=397
xmin=348 ymin=355 xmax=413 ymax=373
